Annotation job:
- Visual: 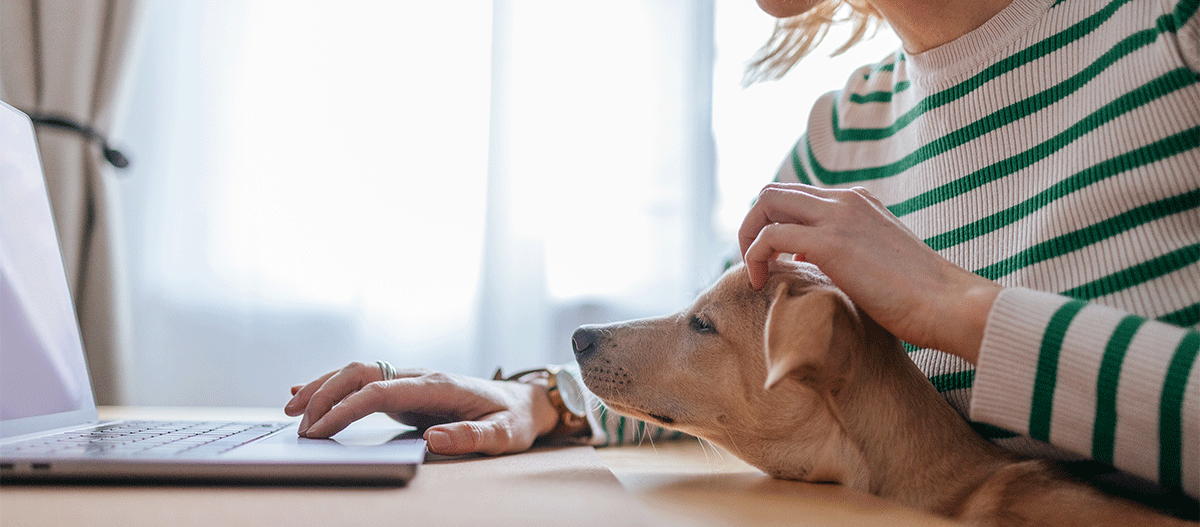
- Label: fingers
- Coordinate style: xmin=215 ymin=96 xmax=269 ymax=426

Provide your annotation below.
xmin=423 ymin=413 xmax=532 ymax=456
xmin=300 ymin=380 xmax=396 ymax=438
xmin=738 ymin=183 xmax=836 ymax=261
xmin=284 ymin=369 xmax=338 ymax=416
xmin=298 ymin=373 xmax=541 ymax=456
xmin=285 ymin=362 xmax=433 ymax=424
xmin=289 ymin=362 xmax=382 ymax=434
xmin=300 ymin=373 xmax=474 ymax=439
xmin=743 ymin=223 xmax=826 ymax=289
xmin=285 ymin=366 xmax=545 ymax=455
xmin=739 ymin=184 xmax=890 ymax=289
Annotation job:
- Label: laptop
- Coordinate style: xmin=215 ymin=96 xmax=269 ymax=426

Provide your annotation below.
xmin=0 ymin=100 xmax=425 ymax=485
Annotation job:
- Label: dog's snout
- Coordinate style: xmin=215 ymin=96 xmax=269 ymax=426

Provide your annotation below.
xmin=572 ymin=326 xmax=604 ymax=360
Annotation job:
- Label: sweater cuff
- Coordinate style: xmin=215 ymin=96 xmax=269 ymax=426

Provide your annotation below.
xmin=970 ymin=287 xmax=1070 ymax=438
xmin=971 ymin=287 xmax=1132 ymax=448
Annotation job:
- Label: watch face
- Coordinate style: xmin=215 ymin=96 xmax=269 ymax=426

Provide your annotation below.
xmin=555 ymin=371 xmax=587 ymax=416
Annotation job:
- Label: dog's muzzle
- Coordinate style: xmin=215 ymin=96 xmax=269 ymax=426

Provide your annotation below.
xmin=571 ymin=326 xmax=605 ymax=361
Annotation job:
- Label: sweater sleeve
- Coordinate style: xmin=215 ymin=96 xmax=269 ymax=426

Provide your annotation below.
xmin=971 ymin=287 xmax=1200 ymax=498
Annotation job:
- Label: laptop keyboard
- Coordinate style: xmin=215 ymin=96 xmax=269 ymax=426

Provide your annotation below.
xmin=1 ymin=421 xmax=293 ymax=458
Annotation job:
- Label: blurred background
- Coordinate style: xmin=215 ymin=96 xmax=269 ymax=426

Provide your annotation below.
xmin=2 ymin=0 xmax=899 ymax=408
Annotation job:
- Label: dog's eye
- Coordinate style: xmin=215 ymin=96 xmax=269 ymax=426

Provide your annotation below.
xmin=689 ymin=315 xmax=717 ymax=334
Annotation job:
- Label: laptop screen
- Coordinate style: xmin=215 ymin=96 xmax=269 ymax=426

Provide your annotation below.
xmin=0 ymin=101 xmax=98 ymax=438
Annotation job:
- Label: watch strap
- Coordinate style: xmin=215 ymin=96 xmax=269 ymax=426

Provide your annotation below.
xmin=493 ymin=366 xmax=588 ymax=434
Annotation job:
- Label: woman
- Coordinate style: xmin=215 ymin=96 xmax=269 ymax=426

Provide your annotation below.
xmin=287 ymin=0 xmax=1200 ymax=500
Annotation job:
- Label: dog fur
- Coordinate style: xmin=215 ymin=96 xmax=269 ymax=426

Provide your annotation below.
xmin=572 ymin=260 xmax=1194 ymax=526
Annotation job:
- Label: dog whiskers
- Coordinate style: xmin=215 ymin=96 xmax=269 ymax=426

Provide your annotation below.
xmin=696 ymin=436 xmax=713 ymax=467
xmin=703 ymin=437 xmax=727 ymax=468
xmin=637 ymin=422 xmax=658 ymax=452
xmin=695 ymin=436 xmax=729 ymax=470
xmin=718 ymin=428 xmax=742 ymax=464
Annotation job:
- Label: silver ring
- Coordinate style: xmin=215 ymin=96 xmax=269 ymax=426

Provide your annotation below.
xmin=377 ymin=360 xmax=398 ymax=381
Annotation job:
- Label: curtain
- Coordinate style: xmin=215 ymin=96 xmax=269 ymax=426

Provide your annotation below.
xmin=0 ymin=0 xmax=141 ymax=404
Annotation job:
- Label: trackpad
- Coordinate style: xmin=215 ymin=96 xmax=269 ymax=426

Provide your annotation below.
xmin=226 ymin=419 xmax=425 ymax=463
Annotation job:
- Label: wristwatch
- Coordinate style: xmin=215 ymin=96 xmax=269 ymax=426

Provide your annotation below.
xmin=493 ymin=366 xmax=588 ymax=432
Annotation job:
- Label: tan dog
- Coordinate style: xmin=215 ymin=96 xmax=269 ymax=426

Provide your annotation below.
xmin=572 ymin=261 xmax=1194 ymax=526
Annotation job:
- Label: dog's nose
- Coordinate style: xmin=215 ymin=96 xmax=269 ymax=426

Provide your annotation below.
xmin=572 ymin=326 xmax=604 ymax=360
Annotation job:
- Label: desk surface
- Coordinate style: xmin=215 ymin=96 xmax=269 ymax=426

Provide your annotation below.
xmin=1 ymin=407 xmax=957 ymax=527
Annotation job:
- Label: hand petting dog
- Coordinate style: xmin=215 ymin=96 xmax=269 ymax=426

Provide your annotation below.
xmin=284 ymin=181 xmax=1192 ymax=525
xmin=738 ymin=183 xmax=1001 ymax=364
xmin=574 ymin=261 xmax=1192 ymax=526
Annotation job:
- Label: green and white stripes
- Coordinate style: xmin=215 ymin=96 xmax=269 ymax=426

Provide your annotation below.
xmin=811 ymin=0 xmax=1196 ymax=158
xmin=1160 ymin=332 xmax=1200 ymax=490
xmin=589 ymin=0 xmax=1199 ymax=494
xmin=1029 ymin=300 xmax=1088 ymax=442
xmin=776 ymin=0 xmax=1200 ymax=495
xmin=1091 ymin=315 xmax=1148 ymax=465
xmin=1021 ymin=300 xmax=1199 ymax=493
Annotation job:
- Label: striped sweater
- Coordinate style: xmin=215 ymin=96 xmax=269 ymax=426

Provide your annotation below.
xmin=581 ymin=0 xmax=1200 ymax=499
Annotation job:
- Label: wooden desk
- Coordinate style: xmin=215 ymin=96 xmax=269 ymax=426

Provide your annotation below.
xmin=601 ymin=440 xmax=960 ymax=527
xmin=0 ymin=408 xmax=956 ymax=527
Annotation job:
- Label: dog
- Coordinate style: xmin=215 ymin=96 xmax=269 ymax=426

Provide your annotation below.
xmin=572 ymin=260 xmax=1195 ymax=526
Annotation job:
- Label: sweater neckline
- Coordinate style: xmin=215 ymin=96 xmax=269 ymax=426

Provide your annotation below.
xmin=904 ymin=0 xmax=1052 ymax=87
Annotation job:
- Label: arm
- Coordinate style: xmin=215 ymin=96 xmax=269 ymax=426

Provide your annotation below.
xmin=284 ymin=361 xmax=688 ymax=455
xmin=738 ymin=183 xmax=1198 ymax=498
xmin=972 ymin=289 xmax=1199 ymax=497
xmin=285 ymin=364 xmax=560 ymax=455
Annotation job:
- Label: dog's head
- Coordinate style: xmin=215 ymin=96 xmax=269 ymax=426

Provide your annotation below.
xmin=573 ymin=260 xmax=875 ymax=486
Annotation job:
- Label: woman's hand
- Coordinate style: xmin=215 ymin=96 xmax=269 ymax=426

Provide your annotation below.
xmin=284 ymin=363 xmax=560 ymax=455
xmin=738 ymin=183 xmax=1002 ymax=363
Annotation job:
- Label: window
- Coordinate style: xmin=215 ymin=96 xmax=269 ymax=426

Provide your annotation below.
xmin=113 ymin=1 xmax=899 ymax=407
xmin=115 ymin=1 xmax=717 ymax=406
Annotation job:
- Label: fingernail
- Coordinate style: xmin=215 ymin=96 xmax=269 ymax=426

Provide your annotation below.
xmin=297 ymin=415 xmax=310 ymax=436
xmin=304 ymin=419 xmax=324 ymax=437
xmin=427 ymin=430 xmax=451 ymax=452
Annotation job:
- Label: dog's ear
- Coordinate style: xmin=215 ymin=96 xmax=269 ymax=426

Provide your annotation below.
xmin=763 ymin=284 xmax=852 ymax=390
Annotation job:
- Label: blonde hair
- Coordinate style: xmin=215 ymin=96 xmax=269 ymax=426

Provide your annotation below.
xmin=743 ymin=0 xmax=885 ymax=86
